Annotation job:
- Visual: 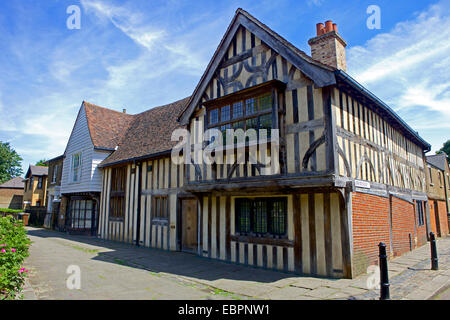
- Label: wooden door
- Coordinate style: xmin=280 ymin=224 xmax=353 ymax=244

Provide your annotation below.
xmin=182 ymin=199 xmax=198 ymax=253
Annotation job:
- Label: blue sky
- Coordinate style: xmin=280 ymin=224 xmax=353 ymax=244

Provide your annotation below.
xmin=0 ymin=0 xmax=449 ymax=175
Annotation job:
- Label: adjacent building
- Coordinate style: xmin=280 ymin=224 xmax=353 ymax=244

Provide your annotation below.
xmin=0 ymin=177 xmax=24 ymax=210
xmin=425 ymin=154 xmax=450 ymax=237
xmin=90 ymin=9 xmax=434 ymax=279
xmin=60 ymin=101 xmax=133 ymax=235
xmin=22 ymin=165 xmax=48 ymax=210
xmin=43 ymin=155 xmax=64 ymax=230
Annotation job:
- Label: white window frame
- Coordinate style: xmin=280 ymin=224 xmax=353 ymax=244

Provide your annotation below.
xmin=71 ymin=152 xmax=82 ymax=183
xmin=52 ymin=164 xmax=58 ymax=183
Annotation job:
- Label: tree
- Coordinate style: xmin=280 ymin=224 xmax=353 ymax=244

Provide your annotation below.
xmin=436 ymin=140 xmax=450 ymax=160
xmin=0 ymin=141 xmax=23 ymax=184
xmin=35 ymin=159 xmax=48 ymax=167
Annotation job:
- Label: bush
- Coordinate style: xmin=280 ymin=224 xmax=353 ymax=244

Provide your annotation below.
xmin=0 ymin=209 xmax=22 ymax=214
xmin=0 ymin=216 xmax=31 ymax=299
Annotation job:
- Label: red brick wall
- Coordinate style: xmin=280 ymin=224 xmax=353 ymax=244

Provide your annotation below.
xmin=391 ymin=197 xmax=416 ymax=256
xmin=437 ymin=200 xmax=449 ymax=237
xmin=352 ymin=192 xmax=390 ymax=276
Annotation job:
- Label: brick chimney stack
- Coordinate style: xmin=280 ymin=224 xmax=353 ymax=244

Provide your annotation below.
xmin=308 ymin=20 xmax=347 ymax=71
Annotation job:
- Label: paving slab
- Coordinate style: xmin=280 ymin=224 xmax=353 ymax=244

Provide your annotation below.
xmin=22 ymin=227 xmax=450 ymax=300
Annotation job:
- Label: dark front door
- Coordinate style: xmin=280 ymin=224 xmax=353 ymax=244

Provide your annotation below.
xmin=434 ymin=201 xmax=441 ymax=237
xmin=181 ymin=199 xmax=198 ymax=253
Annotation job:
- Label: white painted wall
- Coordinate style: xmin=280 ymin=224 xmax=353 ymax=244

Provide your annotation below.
xmin=61 ymin=105 xmax=111 ymax=194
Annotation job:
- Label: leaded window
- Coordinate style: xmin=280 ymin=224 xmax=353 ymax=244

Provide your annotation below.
xmin=235 ymin=197 xmax=287 ymax=237
xmin=207 ymin=92 xmax=273 ymax=146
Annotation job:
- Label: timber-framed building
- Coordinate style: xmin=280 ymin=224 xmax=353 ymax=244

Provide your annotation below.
xmin=69 ymin=9 xmax=438 ymax=278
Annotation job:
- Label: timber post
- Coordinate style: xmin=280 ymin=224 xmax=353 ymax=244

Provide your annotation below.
xmin=430 ymin=232 xmax=439 ymax=270
xmin=378 ymin=242 xmax=390 ymax=300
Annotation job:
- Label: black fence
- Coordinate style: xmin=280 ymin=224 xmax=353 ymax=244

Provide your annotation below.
xmin=25 ymin=207 xmax=47 ymax=227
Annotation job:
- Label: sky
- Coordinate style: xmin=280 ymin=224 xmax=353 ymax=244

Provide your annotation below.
xmin=0 ymin=0 xmax=449 ymax=175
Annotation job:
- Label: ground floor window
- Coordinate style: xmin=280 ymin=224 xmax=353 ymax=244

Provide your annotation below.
xmin=416 ymin=200 xmax=425 ymax=226
xmin=235 ymin=197 xmax=287 ymax=237
xmin=110 ymin=166 xmax=126 ymax=220
xmin=153 ymin=196 xmax=168 ymax=219
xmin=70 ymin=199 xmax=94 ymax=229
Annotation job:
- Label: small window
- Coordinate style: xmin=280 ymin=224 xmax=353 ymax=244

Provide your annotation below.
xmin=416 ymin=200 xmax=424 ymax=226
xmin=52 ymin=165 xmax=58 ymax=183
xmin=29 ymin=177 xmax=33 ymax=190
xmin=37 ymin=177 xmax=43 ymax=189
xmin=429 ymin=167 xmax=433 ymax=183
xmin=110 ymin=167 xmax=126 ymax=219
xmin=72 ymin=153 xmax=82 ymax=182
xmin=153 ymin=196 xmax=168 ymax=219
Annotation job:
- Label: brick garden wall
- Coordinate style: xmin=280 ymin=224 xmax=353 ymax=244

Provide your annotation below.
xmin=390 ymin=197 xmax=416 ymax=257
xmin=352 ymin=192 xmax=390 ymax=276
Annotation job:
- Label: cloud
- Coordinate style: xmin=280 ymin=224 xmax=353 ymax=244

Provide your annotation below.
xmin=347 ymin=1 xmax=450 ymax=152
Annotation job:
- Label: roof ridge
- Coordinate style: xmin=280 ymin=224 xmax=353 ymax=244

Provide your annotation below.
xmin=235 ymin=8 xmax=334 ymax=71
xmin=83 ymin=101 xmax=134 ymax=117
xmin=134 ymin=96 xmax=191 ymax=117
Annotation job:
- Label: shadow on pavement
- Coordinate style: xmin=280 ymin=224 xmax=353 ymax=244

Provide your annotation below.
xmin=26 ymin=227 xmax=307 ymax=284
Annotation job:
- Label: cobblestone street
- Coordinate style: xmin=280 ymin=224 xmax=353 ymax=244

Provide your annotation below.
xmin=22 ymin=227 xmax=450 ymax=300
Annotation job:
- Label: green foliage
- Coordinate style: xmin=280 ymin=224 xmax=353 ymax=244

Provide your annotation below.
xmin=35 ymin=159 xmax=48 ymax=167
xmin=436 ymin=140 xmax=450 ymax=160
xmin=0 ymin=216 xmax=31 ymax=300
xmin=0 ymin=142 xmax=23 ymax=184
xmin=0 ymin=209 xmax=22 ymax=214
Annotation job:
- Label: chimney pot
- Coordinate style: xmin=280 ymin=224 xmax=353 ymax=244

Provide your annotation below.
xmin=333 ymin=23 xmax=338 ymax=32
xmin=316 ymin=23 xmax=324 ymax=36
xmin=308 ymin=20 xmax=347 ymax=71
xmin=325 ymin=20 xmax=333 ymax=33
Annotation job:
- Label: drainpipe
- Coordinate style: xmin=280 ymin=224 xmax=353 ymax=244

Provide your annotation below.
xmin=443 ymin=171 xmax=449 ymax=214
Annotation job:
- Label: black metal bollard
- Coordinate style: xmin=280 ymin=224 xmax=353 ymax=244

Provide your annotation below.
xmin=378 ymin=242 xmax=390 ymax=300
xmin=430 ymin=232 xmax=439 ymax=270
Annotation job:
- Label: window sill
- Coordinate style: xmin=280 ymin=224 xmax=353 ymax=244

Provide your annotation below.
xmin=230 ymin=234 xmax=293 ymax=247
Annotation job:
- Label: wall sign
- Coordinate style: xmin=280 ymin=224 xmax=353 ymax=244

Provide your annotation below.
xmin=355 ymin=180 xmax=371 ymax=189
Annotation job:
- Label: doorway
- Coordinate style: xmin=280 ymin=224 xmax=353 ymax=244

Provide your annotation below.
xmin=181 ymin=199 xmax=198 ymax=253
xmin=434 ymin=200 xmax=441 ymax=237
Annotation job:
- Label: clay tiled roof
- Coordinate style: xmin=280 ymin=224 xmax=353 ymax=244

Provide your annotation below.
xmin=100 ymin=97 xmax=190 ymax=167
xmin=0 ymin=177 xmax=24 ymax=189
xmin=83 ymin=101 xmax=134 ymax=150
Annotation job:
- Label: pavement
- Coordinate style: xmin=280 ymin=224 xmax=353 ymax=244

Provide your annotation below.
xmin=21 ymin=227 xmax=450 ymax=300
